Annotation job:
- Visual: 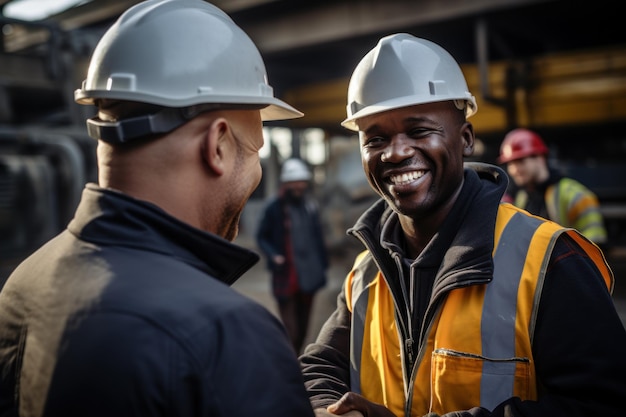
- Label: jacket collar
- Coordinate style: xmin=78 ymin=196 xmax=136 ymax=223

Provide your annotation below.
xmin=68 ymin=184 xmax=259 ymax=286
xmin=348 ymin=163 xmax=508 ymax=290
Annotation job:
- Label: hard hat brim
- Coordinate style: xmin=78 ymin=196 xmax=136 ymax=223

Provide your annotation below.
xmin=75 ymin=89 xmax=303 ymax=121
xmin=341 ymin=95 xmax=477 ymax=131
xmin=260 ymin=100 xmax=304 ymax=121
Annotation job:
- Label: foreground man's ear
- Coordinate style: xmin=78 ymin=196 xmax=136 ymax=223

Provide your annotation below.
xmin=202 ymin=118 xmax=231 ymax=176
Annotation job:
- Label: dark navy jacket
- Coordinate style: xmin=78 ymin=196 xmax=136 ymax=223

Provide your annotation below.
xmin=0 ymin=184 xmax=314 ymax=417
xmin=256 ymin=195 xmax=328 ymax=295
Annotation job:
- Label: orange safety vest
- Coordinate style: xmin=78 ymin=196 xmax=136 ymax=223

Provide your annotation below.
xmin=346 ymin=203 xmax=612 ymax=417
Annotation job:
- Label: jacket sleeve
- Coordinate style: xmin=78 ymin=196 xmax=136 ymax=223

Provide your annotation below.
xmin=210 ymin=299 xmax=316 ymax=417
xmin=300 ymin=282 xmax=353 ymax=410
xmin=255 ymin=200 xmax=282 ymax=268
xmin=451 ymin=233 xmax=626 ymax=417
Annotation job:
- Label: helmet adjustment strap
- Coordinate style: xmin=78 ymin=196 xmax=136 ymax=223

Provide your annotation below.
xmin=86 ymin=103 xmax=265 ymax=143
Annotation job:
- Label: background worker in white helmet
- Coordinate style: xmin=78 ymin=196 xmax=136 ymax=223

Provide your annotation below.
xmin=299 ymin=33 xmax=626 ymax=417
xmin=498 ymin=127 xmax=608 ymax=248
xmin=0 ymin=1 xmax=315 ymax=416
xmin=256 ymin=157 xmax=328 ymax=355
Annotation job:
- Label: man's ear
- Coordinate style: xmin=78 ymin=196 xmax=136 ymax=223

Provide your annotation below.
xmin=461 ymin=122 xmax=475 ymax=157
xmin=202 ymin=118 xmax=230 ymax=176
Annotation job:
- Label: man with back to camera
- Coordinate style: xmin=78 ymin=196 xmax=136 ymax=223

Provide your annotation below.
xmin=299 ymin=33 xmax=626 ymax=417
xmin=498 ymin=127 xmax=608 ymax=248
xmin=0 ymin=1 xmax=316 ymax=416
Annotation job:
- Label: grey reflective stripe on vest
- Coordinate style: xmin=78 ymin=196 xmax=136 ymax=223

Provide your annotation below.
xmin=481 ymin=212 xmax=542 ymax=409
xmin=350 ymin=252 xmax=378 ymax=394
xmin=545 ymin=183 xmax=559 ymax=224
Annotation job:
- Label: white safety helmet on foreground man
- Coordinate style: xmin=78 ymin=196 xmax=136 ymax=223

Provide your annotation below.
xmin=74 ymin=0 xmax=302 ymax=143
xmin=342 ymin=33 xmax=477 ymax=131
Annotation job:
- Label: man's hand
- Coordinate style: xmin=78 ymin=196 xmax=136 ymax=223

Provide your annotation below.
xmin=316 ymin=392 xmax=396 ymax=417
xmin=314 ymin=409 xmax=363 ymax=417
xmin=272 ymin=255 xmax=285 ymax=265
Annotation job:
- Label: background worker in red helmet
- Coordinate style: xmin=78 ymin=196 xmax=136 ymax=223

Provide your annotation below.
xmin=498 ymin=128 xmax=608 ymax=247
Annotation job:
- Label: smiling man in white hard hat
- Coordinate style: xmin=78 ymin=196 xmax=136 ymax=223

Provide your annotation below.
xmin=299 ymin=33 xmax=625 ymax=417
xmin=0 ymin=1 xmax=315 ymax=416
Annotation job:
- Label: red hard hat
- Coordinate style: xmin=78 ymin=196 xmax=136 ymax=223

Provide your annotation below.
xmin=497 ymin=128 xmax=549 ymax=164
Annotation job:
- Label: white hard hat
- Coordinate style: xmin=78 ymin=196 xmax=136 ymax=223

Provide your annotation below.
xmin=342 ymin=33 xmax=477 ymax=131
xmin=280 ymin=158 xmax=311 ymax=182
xmin=75 ymin=0 xmax=302 ymax=142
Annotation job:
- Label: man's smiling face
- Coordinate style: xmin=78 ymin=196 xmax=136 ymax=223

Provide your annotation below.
xmin=357 ymin=101 xmax=474 ymax=218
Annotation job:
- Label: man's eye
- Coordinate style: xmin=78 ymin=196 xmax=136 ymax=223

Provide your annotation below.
xmin=364 ymin=136 xmax=385 ymax=147
xmin=408 ymin=128 xmax=429 ymax=138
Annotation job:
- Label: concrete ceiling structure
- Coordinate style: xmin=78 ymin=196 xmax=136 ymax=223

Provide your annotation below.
xmin=0 ymin=0 xmax=623 ymax=130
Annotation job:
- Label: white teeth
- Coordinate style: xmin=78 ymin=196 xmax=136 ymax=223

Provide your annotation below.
xmin=389 ymin=171 xmax=424 ymax=185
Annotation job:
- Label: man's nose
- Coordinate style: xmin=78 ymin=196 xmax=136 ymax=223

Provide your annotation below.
xmin=381 ymin=135 xmax=414 ymax=163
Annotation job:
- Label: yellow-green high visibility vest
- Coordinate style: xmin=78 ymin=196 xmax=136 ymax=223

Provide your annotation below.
xmin=514 ymin=178 xmax=607 ymax=244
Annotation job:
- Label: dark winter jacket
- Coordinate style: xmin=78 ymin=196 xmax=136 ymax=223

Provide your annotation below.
xmin=300 ymin=163 xmax=626 ymax=417
xmin=256 ymin=195 xmax=328 ymax=295
xmin=0 ymin=184 xmax=315 ymax=417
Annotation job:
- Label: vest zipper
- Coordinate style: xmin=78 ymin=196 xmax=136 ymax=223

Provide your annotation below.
xmin=391 ymin=253 xmax=417 ymax=387
xmin=405 ymin=338 xmax=414 ymax=365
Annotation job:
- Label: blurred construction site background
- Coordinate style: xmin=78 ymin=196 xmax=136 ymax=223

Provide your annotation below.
xmin=1 ymin=0 xmax=625 ymax=290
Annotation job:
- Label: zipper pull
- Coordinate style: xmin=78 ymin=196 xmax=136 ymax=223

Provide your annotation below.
xmin=405 ymin=338 xmax=414 ymax=365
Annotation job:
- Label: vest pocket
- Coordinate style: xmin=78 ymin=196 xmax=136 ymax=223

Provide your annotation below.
xmin=429 ymin=348 xmax=531 ymax=413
